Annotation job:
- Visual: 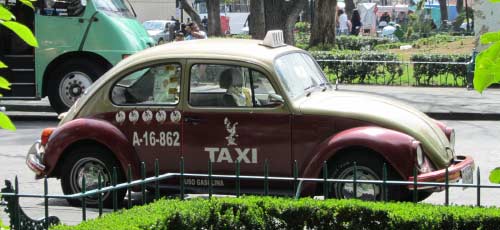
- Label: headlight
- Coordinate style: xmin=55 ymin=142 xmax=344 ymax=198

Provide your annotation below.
xmin=416 ymin=144 xmax=424 ymax=167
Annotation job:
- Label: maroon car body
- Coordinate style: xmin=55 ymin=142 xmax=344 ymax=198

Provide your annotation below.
xmin=26 ymin=31 xmax=474 ymax=206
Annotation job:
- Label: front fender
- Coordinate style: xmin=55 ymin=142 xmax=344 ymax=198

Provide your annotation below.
xmin=44 ymin=118 xmax=140 ymax=179
xmin=300 ymin=126 xmax=417 ymax=195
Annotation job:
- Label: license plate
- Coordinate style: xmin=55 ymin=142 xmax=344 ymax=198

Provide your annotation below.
xmin=461 ymin=165 xmax=473 ymax=185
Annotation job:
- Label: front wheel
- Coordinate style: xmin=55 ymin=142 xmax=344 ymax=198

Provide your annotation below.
xmin=328 ymin=152 xmax=409 ymax=201
xmin=48 ymin=59 xmax=106 ymax=114
xmin=61 ymin=146 xmax=125 ymax=208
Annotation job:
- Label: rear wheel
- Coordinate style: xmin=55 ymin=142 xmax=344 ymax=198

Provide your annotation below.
xmin=61 ymin=146 xmax=125 ymax=208
xmin=328 ymin=151 xmax=408 ymax=201
xmin=48 ymin=58 xmax=106 ymax=114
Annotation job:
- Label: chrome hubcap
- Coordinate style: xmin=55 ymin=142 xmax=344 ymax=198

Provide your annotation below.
xmin=334 ymin=166 xmax=380 ymax=200
xmin=70 ymin=157 xmax=111 ymax=203
xmin=59 ymin=71 xmax=93 ymax=107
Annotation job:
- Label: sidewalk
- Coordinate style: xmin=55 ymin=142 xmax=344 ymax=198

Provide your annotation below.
xmin=1 ymin=85 xmax=500 ymax=120
xmin=338 ymin=85 xmax=500 ymax=120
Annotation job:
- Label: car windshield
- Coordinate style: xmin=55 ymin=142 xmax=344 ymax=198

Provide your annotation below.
xmin=274 ymin=52 xmax=328 ymax=99
xmin=143 ymin=21 xmax=165 ymax=30
xmin=94 ymin=0 xmax=135 ymax=18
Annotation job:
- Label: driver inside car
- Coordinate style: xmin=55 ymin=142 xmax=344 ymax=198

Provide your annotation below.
xmin=219 ymin=68 xmax=252 ymax=107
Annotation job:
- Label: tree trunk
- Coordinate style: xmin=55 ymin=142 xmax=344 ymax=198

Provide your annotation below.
xmin=180 ymin=0 xmax=202 ymax=28
xmin=264 ymin=0 xmax=307 ymax=45
xmin=456 ymin=0 xmax=463 ymax=13
xmin=249 ymin=0 xmax=266 ymax=39
xmin=437 ymin=0 xmax=448 ymax=25
xmin=345 ymin=0 xmax=355 ymax=19
xmin=309 ymin=0 xmax=337 ymax=47
xmin=207 ymin=0 xmax=222 ymax=36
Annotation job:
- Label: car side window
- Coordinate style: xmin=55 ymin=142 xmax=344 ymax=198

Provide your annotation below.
xmin=251 ymin=70 xmax=282 ymax=107
xmin=189 ymin=64 xmax=282 ymax=108
xmin=111 ymin=64 xmax=181 ymax=105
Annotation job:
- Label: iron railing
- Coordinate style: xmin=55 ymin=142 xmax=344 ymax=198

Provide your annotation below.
xmin=1 ymin=158 xmax=497 ymax=229
xmin=315 ymin=59 xmax=474 ymax=87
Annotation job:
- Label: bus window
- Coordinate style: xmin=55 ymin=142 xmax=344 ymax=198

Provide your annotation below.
xmin=42 ymin=0 xmax=85 ymax=17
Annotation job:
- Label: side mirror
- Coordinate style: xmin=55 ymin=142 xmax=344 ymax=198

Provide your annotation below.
xmin=268 ymin=94 xmax=284 ymax=106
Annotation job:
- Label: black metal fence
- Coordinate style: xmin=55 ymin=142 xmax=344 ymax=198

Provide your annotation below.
xmin=1 ymin=158 xmax=497 ymax=229
xmin=315 ymin=59 xmax=474 ymax=87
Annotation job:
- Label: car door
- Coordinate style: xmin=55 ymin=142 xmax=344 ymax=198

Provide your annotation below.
xmin=181 ymin=61 xmax=292 ymax=193
xmin=108 ymin=61 xmax=183 ymax=177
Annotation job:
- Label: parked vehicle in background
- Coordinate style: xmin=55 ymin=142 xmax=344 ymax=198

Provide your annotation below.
xmin=143 ymin=20 xmax=175 ymax=44
xmin=26 ymin=30 xmax=474 ymax=207
xmin=195 ymin=0 xmax=249 ymax=34
xmin=0 ymin=0 xmax=154 ymax=114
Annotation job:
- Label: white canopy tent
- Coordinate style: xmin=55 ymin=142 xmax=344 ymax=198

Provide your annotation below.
xmin=358 ymin=3 xmax=377 ymax=35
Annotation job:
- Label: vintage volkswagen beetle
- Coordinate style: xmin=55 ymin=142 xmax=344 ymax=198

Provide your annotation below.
xmin=26 ymin=31 xmax=474 ymax=206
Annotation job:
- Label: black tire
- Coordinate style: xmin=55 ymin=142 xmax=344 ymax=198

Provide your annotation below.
xmin=61 ymin=145 xmax=126 ymax=208
xmin=48 ymin=58 xmax=106 ymax=114
xmin=328 ymin=151 xmax=408 ymax=201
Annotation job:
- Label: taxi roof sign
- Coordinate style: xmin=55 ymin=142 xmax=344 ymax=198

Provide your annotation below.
xmin=261 ymin=30 xmax=286 ymax=48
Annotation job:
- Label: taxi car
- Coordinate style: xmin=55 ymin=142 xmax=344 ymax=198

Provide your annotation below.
xmin=26 ymin=31 xmax=474 ymax=207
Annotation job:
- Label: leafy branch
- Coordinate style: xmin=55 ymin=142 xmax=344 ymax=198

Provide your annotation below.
xmin=0 ymin=1 xmax=38 ymax=130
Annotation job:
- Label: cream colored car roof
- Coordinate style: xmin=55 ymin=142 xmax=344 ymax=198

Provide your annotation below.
xmin=119 ymin=38 xmax=301 ymax=68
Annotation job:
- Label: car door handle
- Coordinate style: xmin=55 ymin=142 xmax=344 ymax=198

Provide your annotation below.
xmin=184 ymin=116 xmax=203 ymax=124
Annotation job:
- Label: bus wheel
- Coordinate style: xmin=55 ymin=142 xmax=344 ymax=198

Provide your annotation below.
xmin=48 ymin=59 xmax=105 ymax=114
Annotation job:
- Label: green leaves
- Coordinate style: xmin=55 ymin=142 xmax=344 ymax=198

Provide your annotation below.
xmin=474 ymin=42 xmax=500 ymax=93
xmin=0 ymin=4 xmax=15 ymax=21
xmin=0 ymin=112 xmax=15 ymax=131
xmin=0 ymin=77 xmax=10 ymax=90
xmin=0 ymin=21 xmax=38 ymax=47
xmin=480 ymin=31 xmax=500 ymax=44
xmin=490 ymin=168 xmax=500 ymax=184
xmin=19 ymin=0 xmax=35 ymax=10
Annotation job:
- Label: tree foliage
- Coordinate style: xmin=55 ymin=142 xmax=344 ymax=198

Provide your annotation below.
xmin=0 ymin=2 xmax=38 ymax=130
xmin=490 ymin=168 xmax=500 ymax=184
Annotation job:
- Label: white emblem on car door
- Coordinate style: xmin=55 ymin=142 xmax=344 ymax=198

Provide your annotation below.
xmin=224 ymin=117 xmax=238 ymax=146
xmin=115 ymin=111 xmax=126 ymax=124
xmin=170 ymin=110 xmax=181 ymax=123
xmin=156 ymin=110 xmax=167 ymax=123
xmin=129 ymin=110 xmax=139 ymax=124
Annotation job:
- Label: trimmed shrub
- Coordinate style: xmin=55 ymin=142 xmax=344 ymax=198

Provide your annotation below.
xmin=311 ymin=50 xmax=403 ymax=85
xmin=335 ymin=36 xmax=391 ymax=51
xmin=52 ymin=197 xmax=500 ymax=230
xmin=410 ymin=54 xmax=471 ymax=86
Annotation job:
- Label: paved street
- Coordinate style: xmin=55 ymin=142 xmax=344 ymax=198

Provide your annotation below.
xmin=0 ymin=120 xmax=499 ymax=226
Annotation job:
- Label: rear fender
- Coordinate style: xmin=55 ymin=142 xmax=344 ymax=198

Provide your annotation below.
xmin=44 ymin=118 xmax=140 ymax=179
xmin=300 ymin=126 xmax=417 ymax=196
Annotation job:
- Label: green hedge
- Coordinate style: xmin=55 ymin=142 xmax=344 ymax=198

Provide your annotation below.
xmin=52 ymin=197 xmax=500 ymax=230
xmin=410 ymin=54 xmax=471 ymax=86
xmin=312 ymin=50 xmax=403 ymax=85
xmin=335 ymin=36 xmax=391 ymax=51
xmin=311 ymin=50 xmax=472 ymax=86
xmin=373 ymin=35 xmax=466 ymax=50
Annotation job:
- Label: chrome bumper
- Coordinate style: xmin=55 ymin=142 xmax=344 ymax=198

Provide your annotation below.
xmin=26 ymin=141 xmax=46 ymax=176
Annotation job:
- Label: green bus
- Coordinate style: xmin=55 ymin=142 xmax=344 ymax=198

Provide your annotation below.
xmin=0 ymin=0 xmax=154 ymax=113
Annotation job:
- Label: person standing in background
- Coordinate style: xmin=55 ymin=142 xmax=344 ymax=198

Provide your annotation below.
xmin=338 ymin=9 xmax=350 ymax=35
xmin=201 ymin=16 xmax=208 ymax=32
xmin=350 ymin=10 xmax=362 ymax=36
